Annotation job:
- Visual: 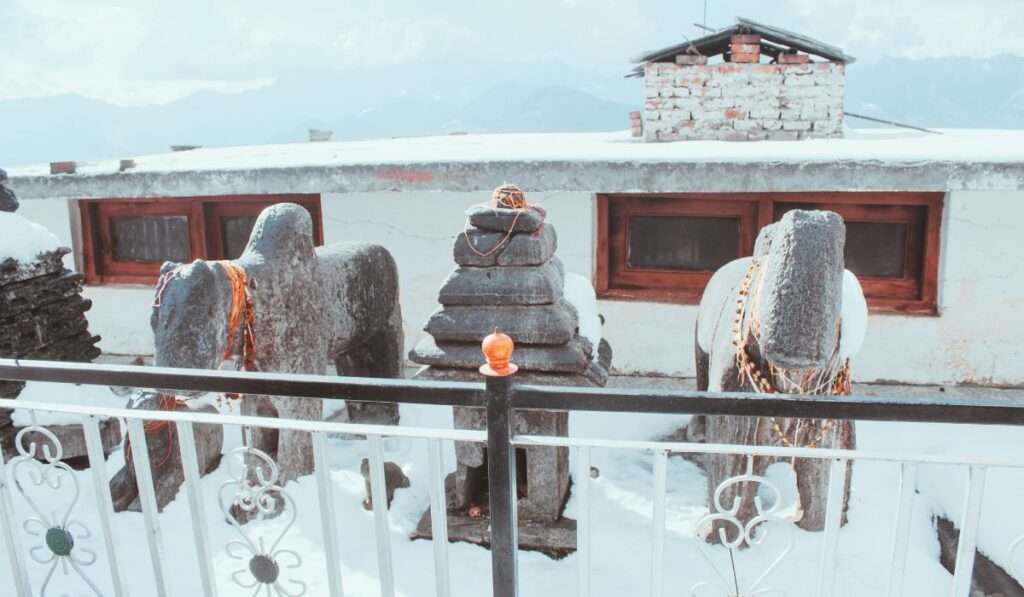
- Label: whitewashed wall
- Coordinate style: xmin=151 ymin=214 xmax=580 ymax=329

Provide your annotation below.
xmin=16 ymin=199 xmax=157 ymax=356
xmin=18 ymin=190 xmax=1024 ymax=386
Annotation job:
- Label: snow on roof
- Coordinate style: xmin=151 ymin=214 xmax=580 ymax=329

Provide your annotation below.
xmin=9 ymin=128 xmax=1024 ymax=178
xmin=7 ymin=128 xmax=1024 ymax=199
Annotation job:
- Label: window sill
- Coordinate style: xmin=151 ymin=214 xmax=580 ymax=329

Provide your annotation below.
xmin=597 ymin=287 xmax=939 ymax=316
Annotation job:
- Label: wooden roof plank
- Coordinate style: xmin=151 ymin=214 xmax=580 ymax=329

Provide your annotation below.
xmin=737 ymin=17 xmax=856 ymax=63
xmin=630 ymin=17 xmax=855 ymax=66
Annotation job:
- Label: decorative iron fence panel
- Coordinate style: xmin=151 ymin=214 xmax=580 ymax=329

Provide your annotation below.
xmin=1 ymin=359 xmax=1023 ymax=597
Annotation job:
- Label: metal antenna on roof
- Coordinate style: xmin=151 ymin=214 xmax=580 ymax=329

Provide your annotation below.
xmin=691 ymin=0 xmax=713 ymax=32
xmin=845 ymin=112 xmax=943 ymax=135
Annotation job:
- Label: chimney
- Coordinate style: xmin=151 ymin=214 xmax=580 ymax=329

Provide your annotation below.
xmin=50 ymin=161 xmax=77 ymax=175
xmin=729 ymin=34 xmax=761 ymax=63
xmin=309 ymin=129 xmax=334 ymax=142
xmin=629 ymin=111 xmax=642 ymax=137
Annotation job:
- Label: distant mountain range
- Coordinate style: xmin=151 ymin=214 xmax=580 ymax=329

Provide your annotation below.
xmin=1 ymin=56 xmax=1022 ymax=167
xmin=844 ymin=55 xmax=1024 ymax=130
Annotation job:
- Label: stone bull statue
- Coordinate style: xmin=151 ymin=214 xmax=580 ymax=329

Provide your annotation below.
xmin=111 ymin=203 xmax=403 ymax=510
xmin=687 ymin=209 xmax=867 ymax=534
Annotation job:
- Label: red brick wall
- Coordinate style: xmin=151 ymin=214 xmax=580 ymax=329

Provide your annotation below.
xmin=642 ymin=61 xmax=845 ymax=142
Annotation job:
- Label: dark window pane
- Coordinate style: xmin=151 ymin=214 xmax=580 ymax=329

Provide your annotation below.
xmin=627 ymin=216 xmax=739 ymax=271
xmin=845 ymin=221 xmax=907 ymax=278
xmin=110 ymin=216 xmax=190 ymax=263
xmin=221 ymin=215 xmax=260 ymax=259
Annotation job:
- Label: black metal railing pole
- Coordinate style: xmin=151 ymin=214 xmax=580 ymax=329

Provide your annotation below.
xmin=486 ymin=374 xmax=518 ymax=597
xmin=480 ymin=332 xmax=519 ymax=597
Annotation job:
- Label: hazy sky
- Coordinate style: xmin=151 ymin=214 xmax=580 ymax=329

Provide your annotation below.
xmin=3 ymin=0 xmax=1021 ymax=106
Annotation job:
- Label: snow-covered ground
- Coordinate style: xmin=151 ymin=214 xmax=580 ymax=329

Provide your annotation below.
xmin=2 ymin=383 xmax=1022 ymax=596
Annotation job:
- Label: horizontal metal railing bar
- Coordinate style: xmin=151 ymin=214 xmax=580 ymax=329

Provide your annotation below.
xmin=514 ymin=434 xmax=1024 ymax=469
xmin=0 ymin=359 xmax=485 ymax=407
xmin=0 ymin=397 xmax=488 ymax=442
xmin=511 ymin=384 xmax=1024 ymax=425
xmin=5 ymin=359 xmax=1024 ymax=427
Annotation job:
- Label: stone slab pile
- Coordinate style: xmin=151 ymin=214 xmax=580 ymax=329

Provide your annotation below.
xmin=410 ymin=199 xmax=612 ymax=553
xmin=0 ymin=248 xmax=102 ymax=406
xmin=411 ymin=204 xmax=611 ymax=386
xmin=0 ymin=245 xmax=113 ymax=465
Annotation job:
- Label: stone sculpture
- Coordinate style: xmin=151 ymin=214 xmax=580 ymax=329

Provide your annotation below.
xmin=110 ymin=203 xmax=404 ymax=511
xmin=687 ymin=209 xmax=867 ymax=534
xmin=410 ymin=187 xmax=612 ymax=552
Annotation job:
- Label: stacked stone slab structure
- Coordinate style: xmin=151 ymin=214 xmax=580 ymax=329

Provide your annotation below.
xmin=412 ymin=203 xmax=611 ymax=385
xmin=0 ymin=235 xmax=108 ymax=462
xmin=0 ymin=185 xmax=107 ymax=457
xmin=411 ymin=194 xmax=612 ymax=552
xmin=1 ymin=250 xmax=101 ymax=402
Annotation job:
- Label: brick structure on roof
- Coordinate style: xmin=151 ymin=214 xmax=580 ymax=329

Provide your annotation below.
xmin=642 ymin=60 xmax=845 ymax=141
xmin=631 ymin=18 xmax=852 ymax=142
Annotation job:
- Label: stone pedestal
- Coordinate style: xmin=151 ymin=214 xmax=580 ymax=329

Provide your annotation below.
xmin=409 ymin=200 xmax=613 ymax=554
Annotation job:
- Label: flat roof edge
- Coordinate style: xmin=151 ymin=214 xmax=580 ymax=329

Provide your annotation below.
xmin=10 ymin=159 xmax=1024 ymax=200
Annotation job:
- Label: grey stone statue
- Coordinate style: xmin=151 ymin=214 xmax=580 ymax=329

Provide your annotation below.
xmin=110 ymin=203 xmax=404 ymax=510
xmin=687 ymin=209 xmax=867 ymax=535
xmin=0 ymin=168 xmax=19 ymax=212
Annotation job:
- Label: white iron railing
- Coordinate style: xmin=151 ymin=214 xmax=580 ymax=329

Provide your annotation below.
xmin=0 ymin=397 xmax=484 ymax=597
xmin=1 ymin=359 xmax=1023 ymax=597
xmin=518 ymin=435 xmax=1024 ymax=597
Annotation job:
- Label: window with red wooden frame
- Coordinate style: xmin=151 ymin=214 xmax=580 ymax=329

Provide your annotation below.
xmin=79 ymin=195 xmax=323 ymax=285
xmin=596 ymin=192 xmax=943 ymax=314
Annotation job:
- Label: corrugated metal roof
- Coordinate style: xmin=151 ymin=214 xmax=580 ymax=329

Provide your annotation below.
xmin=628 ymin=17 xmax=855 ymax=77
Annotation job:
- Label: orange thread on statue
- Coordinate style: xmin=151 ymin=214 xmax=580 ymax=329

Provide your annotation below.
xmin=491 ymin=184 xmax=528 ymax=209
xmin=151 ymin=262 xmax=256 ymax=403
xmin=463 ymin=184 xmax=547 ymax=258
xmin=215 ymin=261 xmax=258 ymax=373
xmin=125 ymin=393 xmax=184 ymax=469
xmin=733 ymin=257 xmax=851 ymax=449
xmin=215 ymin=262 xmax=258 ymax=403
xmin=152 ymin=269 xmax=178 ymax=308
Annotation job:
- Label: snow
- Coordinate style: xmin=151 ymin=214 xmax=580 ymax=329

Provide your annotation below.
xmin=11 ymin=382 xmax=128 ymax=426
xmin=859 ymin=420 xmax=1024 ymax=587
xmin=8 ymin=128 xmax=1024 ymax=178
xmin=2 ymin=391 xmax=1021 ymax=596
xmin=82 ymin=286 xmax=160 ymax=355
xmin=0 ymin=212 xmax=62 ymax=263
xmin=563 ymin=273 xmax=602 ymax=360
xmin=839 ymin=270 xmax=867 ymax=359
